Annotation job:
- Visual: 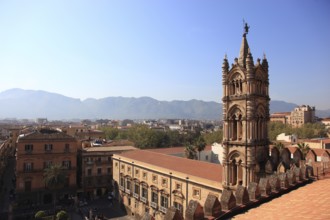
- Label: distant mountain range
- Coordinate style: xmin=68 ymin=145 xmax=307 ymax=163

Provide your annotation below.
xmin=0 ymin=88 xmax=329 ymax=120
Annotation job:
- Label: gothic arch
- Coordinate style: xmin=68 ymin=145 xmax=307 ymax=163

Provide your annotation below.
xmin=256 ymin=104 xmax=266 ymax=139
xmin=228 ymin=71 xmax=245 ymax=95
xmin=227 ymin=151 xmax=244 ymax=186
xmin=227 ymin=106 xmax=245 ymax=141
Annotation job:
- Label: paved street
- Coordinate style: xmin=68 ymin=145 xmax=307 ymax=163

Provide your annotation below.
xmin=73 ymin=197 xmax=131 ymax=220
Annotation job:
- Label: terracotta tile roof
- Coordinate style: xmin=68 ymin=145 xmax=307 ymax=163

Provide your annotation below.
xmin=18 ymin=130 xmax=76 ymax=142
xmin=146 ymin=145 xmax=212 ymax=155
xmin=116 ymin=150 xmax=222 ymax=183
xmin=286 ymin=146 xmax=299 ymax=154
xmin=312 ymin=148 xmax=330 ymax=157
xmin=84 ymin=145 xmax=137 ymax=152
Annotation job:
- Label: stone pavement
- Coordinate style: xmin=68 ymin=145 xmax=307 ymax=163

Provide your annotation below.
xmin=233 ymin=178 xmax=330 ymax=220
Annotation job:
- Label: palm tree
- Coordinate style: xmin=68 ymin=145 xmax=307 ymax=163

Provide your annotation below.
xmin=184 ymin=144 xmax=197 ymax=159
xmin=43 ymin=164 xmax=67 ymax=217
xmin=195 ymin=136 xmax=206 ymax=160
xmin=297 ymin=142 xmax=310 ymax=160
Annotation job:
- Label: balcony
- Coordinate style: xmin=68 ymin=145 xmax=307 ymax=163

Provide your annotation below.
xmin=85 ymin=161 xmax=94 ymax=166
xmin=125 ymin=188 xmax=131 ymax=194
xmin=140 ymin=197 xmax=147 ymax=204
xmin=119 ymin=186 xmax=124 ymax=191
xmin=150 ymin=202 xmax=158 ymax=209
xmin=159 ymin=206 xmax=167 ymax=213
xmin=133 ymin=193 xmax=139 ymax=199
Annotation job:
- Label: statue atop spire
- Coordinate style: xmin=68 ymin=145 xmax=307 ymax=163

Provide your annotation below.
xmin=244 ymin=22 xmax=250 ymax=35
xmin=243 ymin=20 xmax=250 ymax=36
xmin=238 ymin=20 xmax=251 ymax=68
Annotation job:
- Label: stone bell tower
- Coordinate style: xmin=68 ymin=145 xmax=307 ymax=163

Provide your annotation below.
xmin=222 ymin=23 xmax=270 ymax=189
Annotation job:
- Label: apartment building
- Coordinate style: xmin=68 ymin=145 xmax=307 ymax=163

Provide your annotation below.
xmin=15 ymin=128 xmax=78 ymax=205
xmin=112 ymin=150 xmax=223 ymax=220
xmin=80 ymin=144 xmax=136 ymax=199
xmin=290 ymin=105 xmax=315 ymax=127
xmin=270 ymin=112 xmax=291 ymax=124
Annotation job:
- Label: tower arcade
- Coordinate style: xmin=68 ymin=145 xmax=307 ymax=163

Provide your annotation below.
xmin=222 ymin=24 xmax=270 ymax=189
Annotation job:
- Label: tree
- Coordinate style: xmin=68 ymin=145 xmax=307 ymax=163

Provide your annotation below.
xmin=202 ymin=130 xmax=223 ymax=145
xmin=184 ymin=144 xmax=197 ymax=159
xmin=35 ymin=210 xmax=46 ymax=219
xmin=43 ymin=164 xmax=67 ymax=217
xmin=195 ymin=136 xmax=206 ymax=160
xmin=56 ymin=210 xmax=69 ymax=220
xmin=297 ymin=142 xmax=310 ymax=160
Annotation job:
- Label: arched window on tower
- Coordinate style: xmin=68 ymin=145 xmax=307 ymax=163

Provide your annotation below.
xmin=229 ymin=73 xmax=243 ymax=96
xmin=229 ymin=109 xmax=243 ymax=141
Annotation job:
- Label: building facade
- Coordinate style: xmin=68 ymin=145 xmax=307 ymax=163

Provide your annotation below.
xmin=15 ymin=128 xmax=78 ymax=205
xmin=222 ymin=24 xmax=270 ymax=188
xmin=270 ymin=112 xmax=290 ymax=124
xmin=290 ymin=105 xmax=315 ymax=127
xmin=112 ymin=150 xmax=222 ymax=220
xmin=80 ymin=144 xmax=137 ymax=199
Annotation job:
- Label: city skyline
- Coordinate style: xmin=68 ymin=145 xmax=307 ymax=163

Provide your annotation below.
xmin=0 ymin=0 xmax=330 ymax=109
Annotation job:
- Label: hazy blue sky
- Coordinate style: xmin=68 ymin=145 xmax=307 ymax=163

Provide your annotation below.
xmin=0 ymin=0 xmax=329 ymax=109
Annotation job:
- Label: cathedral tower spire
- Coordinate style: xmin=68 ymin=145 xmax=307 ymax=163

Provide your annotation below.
xmin=222 ymin=23 xmax=270 ymax=189
xmin=238 ymin=23 xmax=250 ymax=68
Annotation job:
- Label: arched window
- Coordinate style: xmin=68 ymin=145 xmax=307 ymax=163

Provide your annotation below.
xmin=229 ymin=108 xmax=243 ymax=141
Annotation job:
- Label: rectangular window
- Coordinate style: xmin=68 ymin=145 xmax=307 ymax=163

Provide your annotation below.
xmin=161 ymin=178 xmax=167 ymax=187
xmin=126 ymin=179 xmax=131 ymax=190
xmin=174 ymin=202 xmax=183 ymax=214
xmin=62 ymin=161 xmax=71 ymax=169
xmin=192 ymin=188 xmax=201 ymax=199
xmin=87 ymin=168 xmax=92 ymax=176
xmin=44 ymin=144 xmax=53 ymax=152
xmin=134 ymin=183 xmax=140 ymax=194
xmin=151 ymin=191 xmax=158 ymax=203
xmin=127 ymin=166 xmax=131 ymax=173
xmin=160 ymin=195 xmax=168 ymax=208
xmin=97 ymin=168 xmax=102 ymax=175
xmin=120 ymin=176 xmax=124 ymax=187
xmin=142 ymin=172 xmax=147 ymax=180
xmin=121 ymin=164 xmax=125 ymax=170
xmin=142 ymin=186 xmax=148 ymax=199
xmin=135 ymin=169 xmax=139 ymax=176
xmin=44 ymin=161 xmax=52 ymax=169
xmin=107 ymin=167 xmax=111 ymax=174
xmin=24 ymin=144 xmax=33 ymax=152
xmin=108 ymin=157 xmax=111 ymax=162
xmin=152 ymin=174 xmax=158 ymax=183
xmin=24 ymin=162 xmax=33 ymax=172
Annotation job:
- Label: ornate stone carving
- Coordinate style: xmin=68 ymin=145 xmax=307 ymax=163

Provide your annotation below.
xmin=269 ymin=174 xmax=281 ymax=192
xmin=204 ymin=194 xmax=221 ymax=218
xmin=185 ymin=200 xmax=204 ymax=220
xmin=164 ymin=206 xmax=183 ymax=220
xmin=278 ymin=173 xmax=289 ymax=189
xmin=220 ymin=189 xmax=236 ymax=211
xmin=259 ymin=177 xmax=271 ymax=196
xmin=235 ymin=185 xmax=250 ymax=205
xmin=247 ymin=182 xmax=260 ymax=200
